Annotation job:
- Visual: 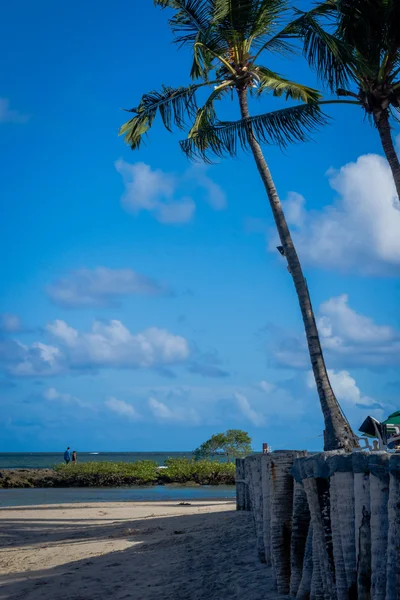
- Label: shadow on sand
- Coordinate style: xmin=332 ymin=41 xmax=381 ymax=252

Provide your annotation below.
xmin=0 ymin=504 xmax=283 ymax=600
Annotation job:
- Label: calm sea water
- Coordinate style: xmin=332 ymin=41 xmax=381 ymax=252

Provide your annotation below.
xmin=0 ymin=452 xmax=199 ymax=469
xmin=0 ymin=485 xmax=236 ymax=507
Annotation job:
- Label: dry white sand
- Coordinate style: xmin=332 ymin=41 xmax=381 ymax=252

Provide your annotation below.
xmin=0 ymin=500 xmax=280 ymax=600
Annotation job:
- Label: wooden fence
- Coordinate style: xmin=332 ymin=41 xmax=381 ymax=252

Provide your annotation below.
xmin=236 ymin=450 xmax=400 ymax=599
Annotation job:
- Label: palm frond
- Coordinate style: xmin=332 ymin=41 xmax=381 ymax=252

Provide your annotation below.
xmin=191 ymin=33 xmax=234 ymax=80
xmin=119 ymin=82 xmax=212 ymax=149
xmin=180 ymin=102 xmax=329 ymax=160
xmin=251 ymin=31 xmax=295 ymax=60
xmin=214 ymin=0 xmax=288 ymax=42
xmin=255 ymin=66 xmax=322 ymax=102
xmin=154 ymin=0 xmax=214 ymax=46
xmin=288 ymin=8 xmax=356 ymax=92
xmin=188 ymin=81 xmax=233 ymax=138
xmin=248 ymin=0 xmax=290 ymax=38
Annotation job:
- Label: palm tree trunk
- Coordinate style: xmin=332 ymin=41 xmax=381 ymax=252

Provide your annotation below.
xmin=374 ymin=111 xmax=400 ymax=202
xmin=236 ymin=86 xmax=358 ymax=452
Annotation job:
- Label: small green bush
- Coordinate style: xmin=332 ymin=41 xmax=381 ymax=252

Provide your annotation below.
xmin=160 ymin=458 xmax=236 ymax=485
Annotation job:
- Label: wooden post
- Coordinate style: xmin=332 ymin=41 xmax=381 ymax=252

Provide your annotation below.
xmin=235 ymin=458 xmax=246 ymax=511
xmin=386 ymin=454 xmax=400 ymax=600
xmin=245 ymin=454 xmax=265 ymax=563
xmin=369 ymin=453 xmax=390 ymax=600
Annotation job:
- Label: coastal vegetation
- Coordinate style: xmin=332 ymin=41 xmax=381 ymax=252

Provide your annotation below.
xmin=0 ymin=458 xmax=236 ymax=488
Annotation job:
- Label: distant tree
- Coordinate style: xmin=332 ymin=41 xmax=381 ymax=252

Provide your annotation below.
xmin=224 ymin=429 xmax=253 ymax=462
xmin=194 ymin=429 xmax=252 ymax=462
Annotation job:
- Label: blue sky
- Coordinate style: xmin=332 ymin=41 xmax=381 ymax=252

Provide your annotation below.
xmin=1 ymin=0 xmax=400 ymax=453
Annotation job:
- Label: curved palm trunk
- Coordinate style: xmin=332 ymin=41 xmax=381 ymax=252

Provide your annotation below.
xmin=374 ymin=111 xmax=400 ymax=202
xmin=237 ymin=87 xmax=358 ymax=452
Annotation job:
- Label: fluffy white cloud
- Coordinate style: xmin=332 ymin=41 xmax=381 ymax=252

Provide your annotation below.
xmin=189 ymin=164 xmax=227 ymax=210
xmin=105 ymin=397 xmax=139 ymax=419
xmin=9 ymin=342 xmax=63 ymax=377
xmin=5 ymin=320 xmax=190 ymax=376
xmin=234 ymin=392 xmax=265 ymax=427
xmin=273 ymin=294 xmax=400 ymax=369
xmin=0 ymin=314 xmax=23 ymax=333
xmin=148 ymin=396 xmax=199 ymax=423
xmin=257 ymin=380 xmax=276 ymax=394
xmin=43 ymin=387 xmax=85 ymax=406
xmin=47 ymin=267 xmax=168 ymax=308
xmin=0 ymin=98 xmax=29 ymax=124
xmin=319 ymin=294 xmax=395 ymax=345
xmin=115 ymin=160 xmax=226 ymax=224
xmin=269 ymin=154 xmax=400 ymax=275
xmin=306 ymin=369 xmax=378 ymax=409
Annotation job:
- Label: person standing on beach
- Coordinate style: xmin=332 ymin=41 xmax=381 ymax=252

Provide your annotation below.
xmin=72 ymin=450 xmax=77 ymax=465
xmin=64 ymin=447 xmax=71 ymax=465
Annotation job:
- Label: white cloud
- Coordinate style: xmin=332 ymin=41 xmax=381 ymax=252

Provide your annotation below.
xmin=188 ymin=164 xmax=227 ymax=210
xmin=148 ymin=396 xmax=199 ymax=423
xmin=47 ymin=267 xmax=168 ymax=308
xmin=0 ymin=98 xmax=29 ymax=124
xmin=318 ymin=294 xmax=395 ymax=345
xmin=306 ymin=370 xmax=381 ymax=413
xmin=44 ymin=387 xmax=84 ymax=406
xmin=273 ymin=294 xmax=400 ymax=370
xmin=115 ymin=160 xmax=226 ymax=224
xmin=0 ymin=314 xmax=23 ymax=333
xmin=105 ymin=397 xmax=138 ymax=419
xmin=6 ymin=320 xmax=190 ymax=377
xmin=234 ymin=392 xmax=265 ymax=427
xmin=283 ymin=192 xmax=306 ymax=227
xmin=9 ymin=342 xmax=63 ymax=377
xmin=156 ymin=197 xmax=196 ymax=224
xmin=257 ymin=380 xmax=276 ymax=394
xmin=268 ymin=154 xmax=400 ymax=275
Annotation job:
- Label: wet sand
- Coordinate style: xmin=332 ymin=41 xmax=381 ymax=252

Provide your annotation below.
xmin=0 ymin=500 xmax=281 ymax=599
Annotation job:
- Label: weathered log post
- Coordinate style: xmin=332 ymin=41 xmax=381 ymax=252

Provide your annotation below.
xmin=269 ymin=451 xmax=306 ymax=595
xmin=236 ymin=458 xmax=246 ymax=511
xmin=302 ymin=453 xmax=337 ymax=600
xmin=245 ymin=454 xmax=265 ymax=562
xmin=386 ymin=454 xmax=400 ymax=600
xmin=369 ymin=452 xmax=390 ymax=600
xmin=290 ymin=479 xmax=311 ymax=598
xmin=261 ymin=453 xmax=272 ymax=567
xmin=352 ymin=452 xmax=371 ymax=600
xmin=296 ymin=523 xmax=314 ymax=600
xmin=328 ymin=453 xmax=356 ymax=600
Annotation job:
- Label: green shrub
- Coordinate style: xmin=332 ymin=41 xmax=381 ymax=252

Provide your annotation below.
xmin=159 ymin=458 xmax=236 ymax=485
xmin=54 ymin=460 xmax=158 ymax=486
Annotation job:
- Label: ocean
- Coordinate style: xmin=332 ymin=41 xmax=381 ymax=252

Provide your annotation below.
xmin=0 ymin=452 xmax=199 ymax=469
xmin=0 ymin=485 xmax=236 ymax=507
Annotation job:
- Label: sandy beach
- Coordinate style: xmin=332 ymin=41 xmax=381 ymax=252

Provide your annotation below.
xmin=0 ymin=500 xmax=280 ymax=600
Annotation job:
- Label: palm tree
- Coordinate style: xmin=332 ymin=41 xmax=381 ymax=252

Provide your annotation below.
xmin=291 ymin=0 xmax=400 ymax=201
xmin=119 ymin=0 xmax=358 ymax=452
